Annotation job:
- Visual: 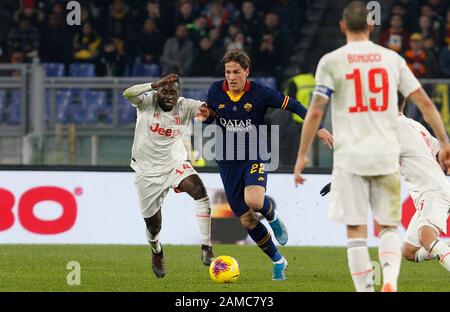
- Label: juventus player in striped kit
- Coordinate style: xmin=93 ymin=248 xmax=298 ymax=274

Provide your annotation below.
xmin=294 ymin=2 xmax=450 ymax=291
xmin=123 ymin=74 xmax=214 ymax=278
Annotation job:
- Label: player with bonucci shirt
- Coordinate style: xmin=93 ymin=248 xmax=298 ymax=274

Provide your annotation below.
xmin=293 ymin=1 xmax=450 ymax=292
xmin=320 ymin=93 xmax=450 ymax=282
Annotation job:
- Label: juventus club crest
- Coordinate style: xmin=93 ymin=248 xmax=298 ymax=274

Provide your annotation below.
xmin=174 ymin=113 xmax=181 ymax=125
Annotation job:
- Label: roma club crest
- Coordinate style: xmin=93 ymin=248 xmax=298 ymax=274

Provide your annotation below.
xmin=244 ymin=103 xmax=252 ymax=112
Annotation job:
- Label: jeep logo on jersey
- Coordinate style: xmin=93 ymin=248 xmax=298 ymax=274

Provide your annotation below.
xmin=219 ymin=118 xmax=252 ymax=131
xmin=149 ymin=123 xmax=181 ymax=138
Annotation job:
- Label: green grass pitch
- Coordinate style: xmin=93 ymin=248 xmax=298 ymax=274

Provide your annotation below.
xmin=0 ymin=244 xmax=448 ymax=292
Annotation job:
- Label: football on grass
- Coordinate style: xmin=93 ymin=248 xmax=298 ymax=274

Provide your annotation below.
xmin=209 ymin=255 xmax=240 ymax=283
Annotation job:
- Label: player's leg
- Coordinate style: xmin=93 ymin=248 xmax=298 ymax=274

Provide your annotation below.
xmin=239 ymin=209 xmax=287 ymax=281
xmin=134 ymin=172 xmax=168 ymax=278
xmin=377 ymin=225 xmax=401 ymax=292
xmin=402 ymin=243 xmax=420 ymax=261
xmin=177 ymin=173 xmax=214 ymax=266
xmin=219 ymin=163 xmax=287 ymax=281
xmin=417 ymin=223 xmax=450 ymax=269
xmin=402 ymin=211 xmax=434 ymax=262
xmin=371 ymin=172 xmax=402 ymax=292
xmin=346 ymin=225 xmax=374 ymax=292
xmin=144 ymin=209 xmax=165 ymax=278
xmin=330 ymin=168 xmax=374 ymax=292
xmin=244 ymin=185 xmax=288 ymax=245
xmin=415 ymin=197 xmax=450 ymax=271
xmin=244 ymin=161 xmax=288 ymax=245
xmin=425 ymin=230 xmax=450 ymax=272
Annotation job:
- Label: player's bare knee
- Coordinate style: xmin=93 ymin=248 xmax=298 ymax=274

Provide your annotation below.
xmin=346 ymin=225 xmax=368 ymax=238
xmin=402 ymin=247 xmax=416 ymax=261
xmin=147 ymin=223 xmax=161 ymax=235
xmin=418 ymin=225 xmax=438 ymax=250
xmin=179 ymin=176 xmax=207 ymax=200
xmin=191 ymin=184 xmax=207 ymax=200
xmin=144 ymin=216 xmax=162 ymax=235
xmin=418 ymin=233 xmax=433 ymax=251
xmin=240 ymin=211 xmax=258 ymax=229
xmin=244 ymin=196 xmax=264 ymax=211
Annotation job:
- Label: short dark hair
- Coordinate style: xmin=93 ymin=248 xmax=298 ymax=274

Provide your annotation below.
xmin=398 ymin=92 xmax=406 ymax=112
xmin=221 ymin=50 xmax=251 ymax=70
xmin=342 ymin=1 xmax=369 ymax=33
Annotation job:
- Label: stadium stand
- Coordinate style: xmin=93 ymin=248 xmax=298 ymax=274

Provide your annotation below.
xmin=47 ymin=89 xmax=73 ymax=124
xmin=80 ymin=90 xmax=108 ymax=124
xmin=131 ymin=63 xmax=161 ymax=77
xmin=182 ymin=89 xmax=208 ymax=102
xmin=0 ymin=0 xmax=448 ymax=168
xmin=7 ymin=90 xmax=21 ymax=124
xmin=0 ymin=90 xmax=5 ymax=123
xmin=119 ymin=94 xmax=137 ymax=125
xmin=43 ymin=63 xmax=65 ymax=77
xmin=252 ymin=77 xmax=277 ymax=90
xmin=69 ymin=63 xmax=96 ymax=77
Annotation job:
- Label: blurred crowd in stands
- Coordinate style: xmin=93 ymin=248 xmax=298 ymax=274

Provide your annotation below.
xmin=0 ymin=0 xmax=449 ymax=168
xmin=378 ymin=0 xmax=449 ymax=78
xmin=0 ymin=0 xmax=307 ymax=78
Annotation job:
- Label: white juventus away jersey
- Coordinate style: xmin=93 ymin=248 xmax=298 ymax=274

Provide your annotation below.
xmin=314 ymin=40 xmax=421 ymax=176
xmin=398 ymin=115 xmax=450 ymax=206
xmin=130 ymin=90 xmax=203 ymax=176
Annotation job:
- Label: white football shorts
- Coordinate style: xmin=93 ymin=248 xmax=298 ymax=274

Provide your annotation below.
xmin=134 ymin=161 xmax=198 ymax=218
xmin=404 ymin=195 xmax=450 ymax=247
xmin=329 ymin=167 xmax=401 ymax=226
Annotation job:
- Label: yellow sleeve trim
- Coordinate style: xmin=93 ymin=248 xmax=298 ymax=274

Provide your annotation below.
xmin=281 ymin=96 xmax=289 ymax=110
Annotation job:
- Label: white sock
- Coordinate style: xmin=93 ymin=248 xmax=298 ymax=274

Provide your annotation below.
xmin=195 ymin=196 xmax=212 ymax=246
xmin=145 ymin=228 xmax=161 ymax=254
xmin=379 ymin=229 xmax=401 ymax=290
xmin=415 ymin=247 xmax=433 ymax=262
xmin=347 ymin=238 xmax=374 ymax=292
xmin=429 ymin=239 xmax=450 ymax=271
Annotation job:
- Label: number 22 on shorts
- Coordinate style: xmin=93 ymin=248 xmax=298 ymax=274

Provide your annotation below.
xmin=250 ymin=163 xmax=265 ymax=174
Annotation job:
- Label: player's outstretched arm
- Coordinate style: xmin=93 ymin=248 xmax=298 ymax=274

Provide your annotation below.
xmin=123 ymin=82 xmax=154 ymax=108
xmin=195 ymin=104 xmax=217 ymax=122
xmin=408 ymin=88 xmax=450 ymax=170
xmin=294 ymin=94 xmax=330 ymax=186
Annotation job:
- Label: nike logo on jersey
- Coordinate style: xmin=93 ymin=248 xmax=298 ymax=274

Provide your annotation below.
xmin=149 ymin=123 xmax=181 ymax=138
